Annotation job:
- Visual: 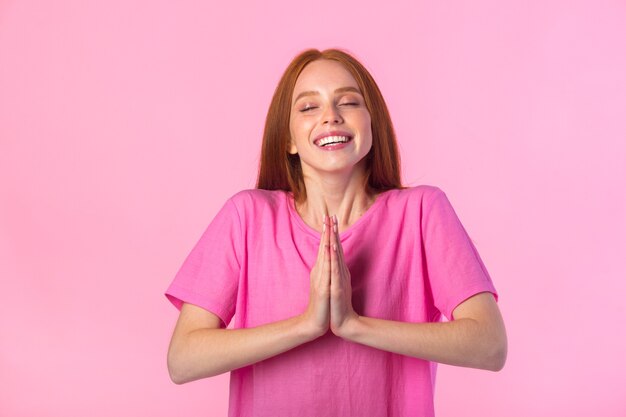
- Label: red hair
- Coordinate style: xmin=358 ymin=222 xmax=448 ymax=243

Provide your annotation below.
xmin=255 ymin=48 xmax=406 ymax=203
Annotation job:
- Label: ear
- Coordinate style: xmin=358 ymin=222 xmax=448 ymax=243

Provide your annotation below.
xmin=287 ymin=139 xmax=298 ymax=155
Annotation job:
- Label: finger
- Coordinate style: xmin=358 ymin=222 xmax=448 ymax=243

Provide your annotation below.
xmin=332 ymin=214 xmax=344 ymax=258
xmin=336 ymin=219 xmax=348 ymax=273
xmin=322 ymin=215 xmax=331 ymax=285
xmin=330 ymin=216 xmax=339 ymax=280
xmin=315 ymin=215 xmax=328 ymax=287
xmin=327 ymin=212 xmax=332 ymax=250
xmin=331 ymin=215 xmax=343 ymax=263
xmin=333 ymin=215 xmax=350 ymax=278
xmin=331 ymin=215 xmax=339 ymax=260
xmin=317 ymin=214 xmax=327 ymax=258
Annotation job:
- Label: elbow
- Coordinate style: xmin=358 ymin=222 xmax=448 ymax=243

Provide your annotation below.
xmin=485 ymin=334 xmax=508 ymax=372
xmin=169 ymin=372 xmax=186 ymax=385
xmin=167 ymin=342 xmax=197 ymax=385
xmin=168 ymin=357 xmax=202 ymax=385
xmin=167 ymin=353 xmax=188 ymax=385
xmin=167 ymin=344 xmax=221 ymax=384
xmin=485 ymin=347 xmax=507 ymax=372
xmin=169 ymin=369 xmax=187 ymax=385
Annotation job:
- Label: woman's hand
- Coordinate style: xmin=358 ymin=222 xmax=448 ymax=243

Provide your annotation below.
xmin=301 ymin=214 xmax=359 ymax=340
xmin=301 ymin=214 xmax=331 ymax=339
xmin=329 ymin=214 xmax=360 ymax=338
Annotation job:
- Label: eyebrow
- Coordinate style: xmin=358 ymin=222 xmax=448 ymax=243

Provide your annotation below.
xmin=293 ymin=86 xmax=362 ymax=105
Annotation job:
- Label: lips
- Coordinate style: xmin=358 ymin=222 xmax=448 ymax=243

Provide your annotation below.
xmin=316 ymin=139 xmax=353 ymax=151
xmin=313 ymin=130 xmax=353 ymax=146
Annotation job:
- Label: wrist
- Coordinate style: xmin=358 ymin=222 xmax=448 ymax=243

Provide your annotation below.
xmin=296 ymin=314 xmax=327 ymax=341
xmin=336 ymin=314 xmax=362 ymax=341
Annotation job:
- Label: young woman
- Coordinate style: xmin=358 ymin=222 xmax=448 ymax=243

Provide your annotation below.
xmin=165 ymin=48 xmax=507 ymax=417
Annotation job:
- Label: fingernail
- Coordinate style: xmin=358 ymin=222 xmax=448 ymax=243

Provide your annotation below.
xmin=333 ymin=223 xmax=337 ymax=233
xmin=333 ymin=244 xmax=337 ymax=251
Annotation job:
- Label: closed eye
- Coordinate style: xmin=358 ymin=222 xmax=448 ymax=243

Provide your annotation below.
xmin=300 ymin=102 xmax=357 ymax=112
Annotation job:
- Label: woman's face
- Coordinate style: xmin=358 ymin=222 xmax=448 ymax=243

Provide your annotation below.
xmin=289 ymin=59 xmax=372 ymax=176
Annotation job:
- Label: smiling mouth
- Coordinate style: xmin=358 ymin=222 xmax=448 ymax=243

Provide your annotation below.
xmin=315 ymin=135 xmax=353 ymax=147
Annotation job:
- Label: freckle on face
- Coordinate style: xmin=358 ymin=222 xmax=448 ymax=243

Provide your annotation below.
xmin=287 ymin=60 xmax=373 ymax=170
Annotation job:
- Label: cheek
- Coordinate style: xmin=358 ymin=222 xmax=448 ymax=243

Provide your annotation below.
xmin=289 ymin=119 xmax=311 ymax=146
xmin=361 ymin=114 xmax=373 ymax=140
xmin=357 ymin=110 xmax=372 ymax=128
xmin=290 ymin=115 xmax=302 ymax=132
xmin=289 ymin=118 xmax=303 ymax=140
xmin=288 ymin=116 xmax=295 ymax=132
xmin=292 ymin=117 xmax=316 ymax=136
xmin=364 ymin=111 xmax=372 ymax=126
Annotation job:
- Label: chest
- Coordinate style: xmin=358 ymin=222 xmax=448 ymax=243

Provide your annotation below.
xmin=241 ymin=220 xmax=431 ymax=327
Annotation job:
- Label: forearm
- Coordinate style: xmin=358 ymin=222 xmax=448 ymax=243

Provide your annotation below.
xmin=168 ymin=315 xmax=316 ymax=384
xmin=343 ymin=316 xmax=505 ymax=371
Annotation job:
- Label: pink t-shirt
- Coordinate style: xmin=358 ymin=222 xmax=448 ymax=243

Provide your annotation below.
xmin=165 ymin=185 xmax=498 ymax=417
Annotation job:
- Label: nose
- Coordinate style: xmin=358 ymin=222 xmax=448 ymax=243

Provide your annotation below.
xmin=322 ymin=104 xmax=343 ymax=125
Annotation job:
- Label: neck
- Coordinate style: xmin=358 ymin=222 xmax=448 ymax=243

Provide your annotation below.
xmin=294 ymin=164 xmax=377 ymax=233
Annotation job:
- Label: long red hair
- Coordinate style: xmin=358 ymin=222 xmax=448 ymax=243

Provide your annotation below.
xmin=255 ymin=48 xmax=406 ymax=203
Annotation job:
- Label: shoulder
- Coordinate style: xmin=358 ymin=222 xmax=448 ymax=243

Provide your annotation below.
xmin=225 ymin=188 xmax=288 ymax=213
xmin=385 ymin=184 xmax=446 ymax=205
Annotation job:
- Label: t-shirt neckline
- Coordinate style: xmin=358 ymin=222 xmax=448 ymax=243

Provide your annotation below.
xmin=285 ymin=189 xmax=392 ymax=240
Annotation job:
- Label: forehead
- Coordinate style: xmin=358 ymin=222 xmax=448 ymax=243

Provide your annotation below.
xmin=292 ymin=60 xmax=359 ymax=95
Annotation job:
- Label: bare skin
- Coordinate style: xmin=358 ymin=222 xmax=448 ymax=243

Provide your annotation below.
xmin=287 ymin=59 xmax=376 ymax=235
xmin=166 ymin=59 xmax=507 ymax=384
xmin=167 ymin=215 xmax=333 ymax=384
xmin=167 ymin=213 xmax=506 ymax=384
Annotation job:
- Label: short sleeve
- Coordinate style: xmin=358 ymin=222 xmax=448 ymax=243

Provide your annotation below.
xmin=164 ymin=198 xmax=242 ymax=328
xmin=422 ymin=188 xmax=498 ymax=321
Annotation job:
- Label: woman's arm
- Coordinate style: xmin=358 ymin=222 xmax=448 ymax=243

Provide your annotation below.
xmin=168 ymin=215 xmax=340 ymax=384
xmin=339 ymin=292 xmax=507 ymax=371
xmin=167 ymin=303 xmax=317 ymax=384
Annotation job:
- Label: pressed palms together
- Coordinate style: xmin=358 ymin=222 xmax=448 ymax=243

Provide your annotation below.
xmin=303 ymin=214 xmax=359 ymax=339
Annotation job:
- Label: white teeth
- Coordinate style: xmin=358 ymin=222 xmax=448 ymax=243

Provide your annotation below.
xmin=317 ymin=135 xmax=351 ymax=147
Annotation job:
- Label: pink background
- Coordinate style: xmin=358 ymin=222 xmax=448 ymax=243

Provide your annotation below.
xmin=1 ymin=1 xmax=625 ymax=416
